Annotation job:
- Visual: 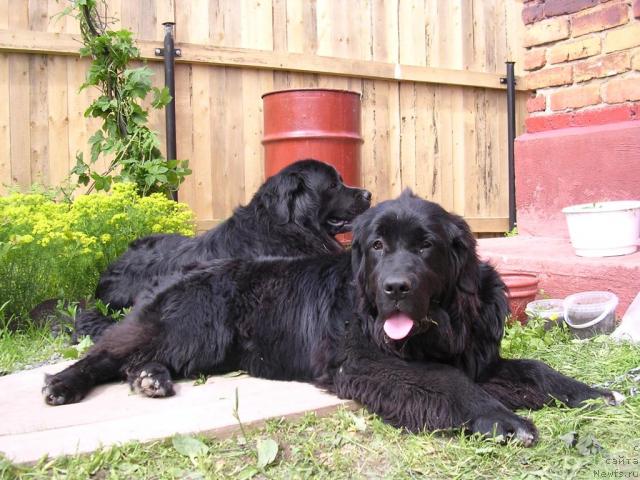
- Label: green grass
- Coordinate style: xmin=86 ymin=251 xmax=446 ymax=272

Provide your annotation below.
xmin=1 ymin=319 xmax=639 ymax=480
xmin=0 ymin=321 xmax=68 ymax=375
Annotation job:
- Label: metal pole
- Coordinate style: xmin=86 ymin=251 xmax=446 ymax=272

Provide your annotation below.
xmin=505 ymin=61 xmax=517 ymax=232
xmin=162 ymin=22 xmax=178 ymax=201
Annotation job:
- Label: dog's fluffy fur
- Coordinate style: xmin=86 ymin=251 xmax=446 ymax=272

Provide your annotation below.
xmin=73 ymin=159 xmax=371 ymax=340
xmin=46 ymin=192 xmax=614 ymax=444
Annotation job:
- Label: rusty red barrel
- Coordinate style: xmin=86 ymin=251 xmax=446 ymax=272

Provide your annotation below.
xmin=261 ymin=89 xmax=363 ymax=187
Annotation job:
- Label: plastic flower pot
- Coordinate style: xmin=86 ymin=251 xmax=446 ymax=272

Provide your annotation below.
xmin=562 ymin=201 xmax=640 ymax=257
xmin=500 ymin=272 xmax=540 ymax=324
xmin=563 ymin=291 xmax=618 ymax=339
xmin=525 ymin=299 xmax=564 ymax=330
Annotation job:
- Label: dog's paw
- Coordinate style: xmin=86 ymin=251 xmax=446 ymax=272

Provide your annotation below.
xmin=560 ymin=386 xmax=619 ymax=409
xmin=610 ymin=391 xmax=626 ymax=405
xmin=42 ymin=374 xmax=81 ymax=406
xmin=470 ymin=410 xmax=538 ymax=447
xmin=130 ymin=363 xmax=175 ymax=398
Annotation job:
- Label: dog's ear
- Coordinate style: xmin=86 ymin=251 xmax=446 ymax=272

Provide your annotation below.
xmin=445 ymin=216 xmax=480 ymax=295
xmin=289 ymin=175 xmax=322 ymax=231
xmin=262 ymin=172 xmax=305 ymax=225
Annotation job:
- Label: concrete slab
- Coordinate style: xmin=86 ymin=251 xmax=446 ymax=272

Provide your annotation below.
xmin=0 ymin=362 xmax=352 ymax=465
xmin=478 ymin=235 xmax=640 ymax=313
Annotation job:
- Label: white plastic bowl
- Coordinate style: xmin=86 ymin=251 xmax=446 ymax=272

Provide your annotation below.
xmin=562 ymin=200 xmax=640 ymax=257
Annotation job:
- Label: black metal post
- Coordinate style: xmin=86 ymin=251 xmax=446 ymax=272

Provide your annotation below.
xmin=159 ymin=22 xmax=178 ymax=201
xmin=505 ymin=61 xmax=517 ymax=232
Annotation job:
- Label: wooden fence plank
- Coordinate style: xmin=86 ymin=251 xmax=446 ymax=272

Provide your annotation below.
xmin=7 ymin=0 xmax=30 ymax=189
xmin=28 ymin=0 xmax=48 ymax=31
xmin=451 ymin=84 xmax=466 ymax=216
xmin=155 ymin=0 xmax=175 ymax=40
xmin=398 ymin=0 xmax=425 ymax=66
xmin=240 ymin=0 xmax=273 ymax=203
xmin=47 ymin=54 xmax=70 ymax=188
xmin=0 ymin=30 xmax=526 ymax=91
xmin=434 ymin=85 xmax=456 ymax=210
xmin=415 ymin=84 xmax=438 ymax=202
xmin=505 ymin=0 xmax=525 ymax=75
xmin=66 ymin=56 xmax=101 ymax=193
xmin=8 ymin=54 xmax=31 ymax=187
xmin=145 ymin=60 xmax=167 ymax=160
xmin=209 ymin=66 xmax=227 ymax=220
xmin=175 ymin=0 xmax=210 ymax=220
xmin=0 ymin=0 xmax=8 ymax=30
xmin=241 ymin=70 xmax=272 ymax=203
xmin=174 ymin=63 xmax=195 ymax=208
xmin=8 ymin=1 xmax=28 ymax=30
xmin=361 ymin=80 xmax=402 ymax=202
xmin=27 ymin=2 xmax=51 ymax=188
xmin=191 ymin=65 xmax=215 ymax=220
xmin=29 ymin=54 xmax=49 ymax=185
xmin=398 ymin=82 xmax=417 ymax=194
xmin=46 ymin=0 xmax=80 ymax=34
xmin=222 ymin=68 xmax=246 ymax=213
xmin=0 ymin=53 xmax=10 ymax=193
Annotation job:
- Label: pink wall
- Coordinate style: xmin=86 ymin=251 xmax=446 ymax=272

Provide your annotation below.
xmin=515 ymin=120 xmax=640 ymax=237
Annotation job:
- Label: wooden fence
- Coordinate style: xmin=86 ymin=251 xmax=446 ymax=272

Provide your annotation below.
xmin=0 ymin=0 xmax=528 ymax=233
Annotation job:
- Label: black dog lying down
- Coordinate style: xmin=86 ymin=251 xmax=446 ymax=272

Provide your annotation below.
xmin=45 ymin=191 xmax=615 ymax=444
xmin=74 ymin=159 xmax=371 ymax=340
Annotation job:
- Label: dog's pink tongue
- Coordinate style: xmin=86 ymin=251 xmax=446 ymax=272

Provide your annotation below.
xmin=383 ymin=313 xmax=414 ymax=340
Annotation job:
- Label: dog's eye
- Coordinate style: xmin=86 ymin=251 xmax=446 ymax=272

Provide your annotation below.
xmin=420 ymin=240 xmax=433 ymax=252
xmin=329 ymin=182 xmax=338 ymax=189
xmin=372 ymin=240 xmax=384 ymax=251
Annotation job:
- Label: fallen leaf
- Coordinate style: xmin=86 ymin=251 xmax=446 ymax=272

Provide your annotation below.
xmin=172 ymin=435 xmax=209 ymax=458
xmin=256 ymin=438 xmax=278 ymax=469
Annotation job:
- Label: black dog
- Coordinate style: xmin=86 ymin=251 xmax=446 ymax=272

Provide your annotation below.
xmin=44 ymin=191 xmax=614 ymax=444
xmin=74 ymin=159 xmax=371 ymax=340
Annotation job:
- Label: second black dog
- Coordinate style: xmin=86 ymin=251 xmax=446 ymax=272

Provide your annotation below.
xmin=74 ymin=159 xmax=371 ymax=340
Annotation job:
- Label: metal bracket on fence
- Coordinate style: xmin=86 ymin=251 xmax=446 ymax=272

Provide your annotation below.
xmin=154 ymin=47 xmax=182 ymax=57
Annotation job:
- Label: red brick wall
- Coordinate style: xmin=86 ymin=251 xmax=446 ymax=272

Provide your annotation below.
xmin=522 ymin=0 xmax=640 ymax=132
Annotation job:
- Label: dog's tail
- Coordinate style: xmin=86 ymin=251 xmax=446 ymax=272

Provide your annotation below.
xmin=72 ymin=307 xmax=117 ymax=343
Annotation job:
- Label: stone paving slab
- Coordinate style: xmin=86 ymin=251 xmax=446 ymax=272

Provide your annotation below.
xmin=0 ymin=362 xmax=352 ymax=464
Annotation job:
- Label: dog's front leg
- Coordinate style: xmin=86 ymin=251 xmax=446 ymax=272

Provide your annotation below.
xmin=42 ymin=350 xmax=123 ymax=405
xmin=331 ymin=354 xmax=538 ymax=446
xmin=43 ymin=314 xmax=156 ymax=405
xmin=479 ymin=358 xmax=617 ymax=410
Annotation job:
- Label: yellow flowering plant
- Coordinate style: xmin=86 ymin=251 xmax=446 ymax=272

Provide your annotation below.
xmin=0 ymin=183 xmax=195 ymax=319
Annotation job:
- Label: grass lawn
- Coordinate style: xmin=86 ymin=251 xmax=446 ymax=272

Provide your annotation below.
xmin=1 ymin=318 xmax=639 ymax=480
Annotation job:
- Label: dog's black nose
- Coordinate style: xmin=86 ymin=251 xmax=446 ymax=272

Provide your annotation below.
xmin=383 ymin=276 xmax=411 ymax=300
xmin=361 ymin=190 xmax=372 ymax=202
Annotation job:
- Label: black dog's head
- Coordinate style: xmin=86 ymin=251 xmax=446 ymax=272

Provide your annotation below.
xmin=260 ymin=159 xmax=372 ymax=236
xmin=351 ymin=190 xmax=480 ymax=349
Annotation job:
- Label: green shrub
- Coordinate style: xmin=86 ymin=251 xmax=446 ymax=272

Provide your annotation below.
xmin=0 ymin=183 xmax=195 ymax=320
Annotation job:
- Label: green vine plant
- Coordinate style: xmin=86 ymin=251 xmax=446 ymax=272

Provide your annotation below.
xmin=59 ymin=0 xmax=191 ymax=197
